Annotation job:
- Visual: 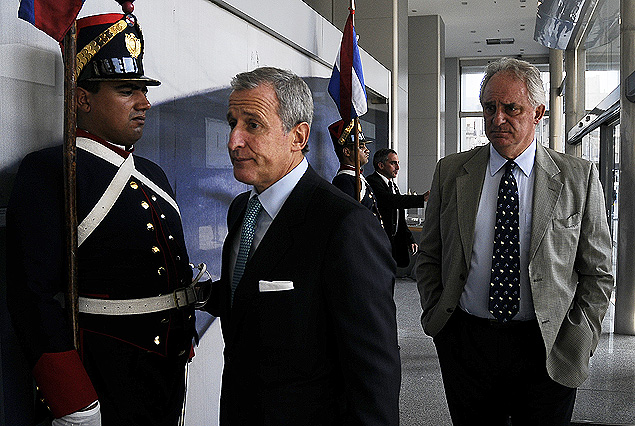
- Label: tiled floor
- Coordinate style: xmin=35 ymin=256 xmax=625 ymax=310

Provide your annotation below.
xmin=395 ymin=277 xmax=635 ymax=425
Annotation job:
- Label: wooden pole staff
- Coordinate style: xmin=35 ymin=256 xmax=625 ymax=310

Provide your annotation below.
xmin=350 ymin=0 xmax=361 ymax=202
xmin=62 ymin=22 xmax=79 ymax=349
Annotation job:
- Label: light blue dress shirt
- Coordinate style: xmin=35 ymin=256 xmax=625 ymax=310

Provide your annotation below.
xmin=229 ymin=158 xmax=309 ymax=284
xmin=459 ymin=142 xmax=537 ymax=320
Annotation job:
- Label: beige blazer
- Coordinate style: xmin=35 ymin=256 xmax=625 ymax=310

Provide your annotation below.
xmin=416 ymin=142 xmax=614 ymax=388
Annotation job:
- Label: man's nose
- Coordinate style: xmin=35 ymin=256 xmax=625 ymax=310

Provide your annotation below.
xmin=492 ymin=108 xmax=507 ymax=125
xmin=136 ymin=92 xmax=151 ymax=110
xmin=227 ymin=128 xmax=245 ymax=150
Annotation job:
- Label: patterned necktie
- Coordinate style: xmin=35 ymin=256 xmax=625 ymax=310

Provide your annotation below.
xmin=489 ymin=161 xmax=520 ymax=322
xmin=232 ymin=195 xmax=263 ymax=301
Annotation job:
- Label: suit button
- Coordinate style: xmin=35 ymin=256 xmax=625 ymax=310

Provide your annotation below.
xmin=446 ymin=307 xmax=454 ymax=313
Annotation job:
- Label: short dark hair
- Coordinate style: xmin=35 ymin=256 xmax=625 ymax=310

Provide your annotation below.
xmin=373 ymin=148 xmax=397 ymax=170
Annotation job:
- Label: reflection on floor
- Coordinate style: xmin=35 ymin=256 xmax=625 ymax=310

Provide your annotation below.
xmin=396 ymin=278 xmax=635 ymax=426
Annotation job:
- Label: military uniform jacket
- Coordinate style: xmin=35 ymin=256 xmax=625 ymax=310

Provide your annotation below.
xmin=332 ymin=166 xmax=382 ymax=223
xmin=6 ymin=131 xmax=195 ymax=418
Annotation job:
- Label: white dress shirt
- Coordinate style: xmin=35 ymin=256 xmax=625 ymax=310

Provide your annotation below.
xmin=459 ymin=142 xmax=537 ymax=320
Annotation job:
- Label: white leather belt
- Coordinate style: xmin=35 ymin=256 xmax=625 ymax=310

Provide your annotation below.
xmin=78 ymin=286 xmax=197 ymax=316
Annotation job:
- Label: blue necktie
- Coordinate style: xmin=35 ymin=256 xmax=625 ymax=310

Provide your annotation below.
xmin=232 ymin=195 xmax=263 ymax=302
xmin=489 ymin=161 xmax=520 ymax=322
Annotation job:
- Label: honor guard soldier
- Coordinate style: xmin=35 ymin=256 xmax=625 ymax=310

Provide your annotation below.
xmin=7 ymin=13 xmax=202 ymax=426
xmin=330 ymin=119 xmax=382 ymax=223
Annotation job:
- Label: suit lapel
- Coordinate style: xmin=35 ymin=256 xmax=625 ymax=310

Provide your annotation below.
xmin=456 ymin=146 xmax=488 ymax=268
xmin=529 ymin=144 xmax=562 ymax=261
xmin=228 ymin=166 xmax=317 ymax=340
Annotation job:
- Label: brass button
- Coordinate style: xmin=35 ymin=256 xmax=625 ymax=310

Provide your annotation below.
xmin=147 ymin=223 xmax=154 ymax=231
xmin=141 ymin=201 xmax=149 ymax=209
xmin=130 ymin=181 xmax=139 ymax=189
xmin=176 ymin=255 xmax=180 ymax=261
xmin=161 ymin=318 xmax=169 ymax=324
xmin=154 ymin=336 xmax=160 ymax=345
xmin=151 ymin=195 xmax=157 ymax=201
xmin=158 ymin=267 xmax=166 ymax=275
xmin=168 ymin=235 xmax=174 ymax=240
xmin=151 ymin=246 xmax=160 ymax=254
xmin=178 ymin=349 xmax=187 ymax=356
xmin=160 ymin=214 xmax=166 ymax=219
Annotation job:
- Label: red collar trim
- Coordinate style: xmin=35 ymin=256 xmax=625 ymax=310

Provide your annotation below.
xmin=338 ymin=164 xmax=363 ymax=173
xmin=76 ymin=129 xmax=133 ymax=158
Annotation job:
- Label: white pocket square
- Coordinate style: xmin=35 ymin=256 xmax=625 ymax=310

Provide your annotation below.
xmin=259 ymin=280 xmax=294 ymax=292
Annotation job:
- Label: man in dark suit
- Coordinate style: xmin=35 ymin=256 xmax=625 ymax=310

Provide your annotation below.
xmin=207 ymin=67 xmax=400 ymax=425
xmin=416 ymin=57 xmax=613 ymax=425
xmin=6 ymin=13 xmax=197 ymax=425
xmin=367 ymin=148 xmax=429 ymax=268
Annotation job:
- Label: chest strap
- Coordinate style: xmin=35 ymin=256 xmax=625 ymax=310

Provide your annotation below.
xmin=76 ymin=137 xmax=181 ymax=247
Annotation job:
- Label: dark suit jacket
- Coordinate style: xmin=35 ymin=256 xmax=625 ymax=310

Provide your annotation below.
xmin=208 ymin=165 xmax=401 ymax=425
xmin=366 ymin=172 xmax=426 ymax=267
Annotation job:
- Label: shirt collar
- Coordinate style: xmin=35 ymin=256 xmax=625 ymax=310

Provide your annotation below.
xmin=489 ymin=140 xmax=536 ymax=178
xmin=250 ymin=157 xmax=308 ymax=221
xmin=376 ymin=171 xmax=391 ymax=186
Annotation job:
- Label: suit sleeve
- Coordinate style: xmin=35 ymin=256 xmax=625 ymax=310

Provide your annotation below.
xmin=367 ymin=174 xmax=426 ymax=210
xmin=415 ymin=160 xmax=444 ymax=328
xmin=323 ymin=207 xmax=401 ymax=426
xmin=571 ymin=163 xmax=613 ymax=352
xmin=6 ymin=152 xmax=98 ymax=418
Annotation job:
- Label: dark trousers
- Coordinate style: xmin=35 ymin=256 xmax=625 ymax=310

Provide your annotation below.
xmin=434 ymin=309 xmax=577 ymax=426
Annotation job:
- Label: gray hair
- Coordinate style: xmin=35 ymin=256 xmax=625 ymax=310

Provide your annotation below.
xmin=230 ymin=67 xmax=314 ymax=131
xmin=479 ymin=57 xmax=546 ymax=108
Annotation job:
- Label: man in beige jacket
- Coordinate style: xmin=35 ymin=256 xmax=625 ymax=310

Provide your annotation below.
xmin=416 ymin=57 xmax=613 ymax=425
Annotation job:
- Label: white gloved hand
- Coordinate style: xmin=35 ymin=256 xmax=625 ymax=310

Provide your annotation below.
xmin=51 ymin=401 xmax=101 ymax=426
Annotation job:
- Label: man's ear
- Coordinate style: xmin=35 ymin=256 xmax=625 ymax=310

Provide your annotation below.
xmin=291 ymin=122 xmax=310 ymax=152
xmin=77 ymin=87 xmax=91 ymax=113
xmin=534 ymin=104 xmax=546 ymax=124
xmin=377 ymin=161 xmax=386 ymax=171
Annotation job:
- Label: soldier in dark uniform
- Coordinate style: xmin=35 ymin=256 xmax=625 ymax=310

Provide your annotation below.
xmin=6 ymin=13 xmax=199 ymax=426
xmin=329 ymin=119 xmax=382 ymax=223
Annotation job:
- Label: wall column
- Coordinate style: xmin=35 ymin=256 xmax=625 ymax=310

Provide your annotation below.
xmin=549 ymin=49 xmax=565 ymax=152
xmin=408 ymin=15 xmax=444 ymax=194
xmin=615 ymin=0 xmax=635 ymax=335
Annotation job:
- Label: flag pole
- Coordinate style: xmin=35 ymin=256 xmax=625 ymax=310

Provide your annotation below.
xmin=62 ymin=22 xmax=79 ymax=349
xmin=350 ymin=0 xmax=361 ymax=202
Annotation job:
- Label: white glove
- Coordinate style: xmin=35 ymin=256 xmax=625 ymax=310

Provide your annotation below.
xmin=51 ymin=401 xmax=101 ymax=426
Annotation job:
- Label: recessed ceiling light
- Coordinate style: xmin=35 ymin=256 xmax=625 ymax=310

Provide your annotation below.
xmin=462 ymin=1 xmax=468 ymax=5
xmin=470 ymin=30 xmax=477 ymax=33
